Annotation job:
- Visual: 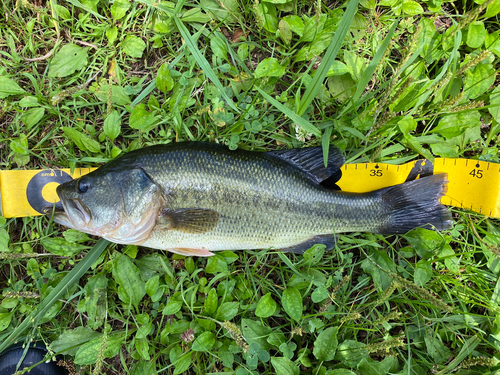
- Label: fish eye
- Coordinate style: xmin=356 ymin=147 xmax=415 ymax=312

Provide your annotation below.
xmin=77 ymin=179 xmax=90 ymax=194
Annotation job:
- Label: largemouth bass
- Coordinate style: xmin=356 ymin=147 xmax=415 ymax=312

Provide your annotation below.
xmin=54 ymin=142 xmax=452 ymax=256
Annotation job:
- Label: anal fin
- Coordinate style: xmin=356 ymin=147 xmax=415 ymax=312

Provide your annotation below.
xmin=169 ymin=247 xmax=215 ymax=257
xmin=278 ymin=234 xmax=337 ymax=254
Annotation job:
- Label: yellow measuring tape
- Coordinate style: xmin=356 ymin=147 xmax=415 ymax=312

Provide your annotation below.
xmin=0 ymin=158 xmax=499 ymax=218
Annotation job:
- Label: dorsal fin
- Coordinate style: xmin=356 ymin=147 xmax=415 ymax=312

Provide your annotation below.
xmin=267 ymin=145 xmax=345 ymax=184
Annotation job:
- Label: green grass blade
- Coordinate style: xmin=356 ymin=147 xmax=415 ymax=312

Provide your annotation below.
xmin=0 ymin=239 xmax=109 ymax=354
xmin=173 ymin=18 xmax=239 ymax=113
xmin=255 ymin=86 xmax=321 ymax=137
xmin=322 ymin=125 xmax=333 ymax=167
xmin=351 ymin=20 xmax=399 ymax=107
xmin=136 ymin=0 xmax=238 ymax=112
xmin=406 ymin=28 xmax=462 ymax=117
xmin=437 ymin=336 xmax=479 ymax=374
xmin=297 ymin=0 xmax=360 ymax=116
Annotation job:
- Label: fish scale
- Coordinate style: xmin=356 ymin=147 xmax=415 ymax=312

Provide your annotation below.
xmin=54 ymin=142 xmax=452 ymax=256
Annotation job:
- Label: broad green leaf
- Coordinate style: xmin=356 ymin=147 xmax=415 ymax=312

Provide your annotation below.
xmin=326 ymin=60 xmax=349 ymax=76
xmin=0 ymin=76 xmax=26 ymax=98
xmin=401 ymin=0 xmax=423 ymax=15
xmin=357 ymin=356 xmax=398 ymax=375
xmin=255 ymin=86 xmax=320 ymax=137
xmin=129 ymin=104 xmax=157 ymax=131
xmin=215 ymin=302 xmax=239 ymax=321
xmin=182 ymin=8 xmax=211 ymax=23
xmin=0 ymin=228 xmax=9 ymax=252
xmin=173 ymin=352 xmax=192 ymax=375
xmin=135 ymin=338 xmax=150 ymax=360
xmin=464 ymin=62 xmax=495 ymax=99
xmin=82 ymin=274 xmax=108 ymax=330
xmin=398 ymin=116 xmax=417 ymax=133
xmin=404 ymin=228 xmax=446 ymax=259
xmin=488 ymin=85 xmax=500 ymax=122
xmin=106 ymin=26 xmax=118 ymax=44
xmin=133 ymin=358 xmax=157 ymax=375
xmin=205 ymin=254 xmax=228 ymax=273
xmin=241 ymin=319 xmax=272 ymax=349
xmin=199 ymin=0 xmax=240 ymax=23
xmin=279 ymin=19 xmax=292 ymax=45
xmin=254 ymin=57 xmax=286 ymax=78
xmin=49 ymin=327 xmax=101 ymax=356
xmin=103 ymin=110 xmax=121 ymax=141
xmin=62 ymin=127 xmax=101 ymax=153
xmin=255 ymin=293 xmax=277 ymax=318
xmin=210 ymin=35 xmax=228 ymax=60
xmin=485 ymin=0 xmax=500 ymax=18
xmin=254 ymin=2 xmax=278 ymax=33
xmin=112 ymin=253 xmax=146 ymax=310
xmin=204 ymin=288 xmax=218 ymax=316
xmin=344 ymin=50 xmax=366 ymax=82
xmin=19 ymin=96 xmax=39 ymax=107
xmin=162 ymin=300 xmax=182 ymax=315
xmin=79 ymin=0 xmax=98 ymax=12
xmin=300 ymin=15 xmax=323 ymax=43
xmin=192 ymin=331 xmax=215 ymax=352
xmin=74 ymin=332 xmax=125 ymax=365
xmin=41 ymin=237 xmax=88 ymax=256
xmin=295 ymin=28 xmax=334 ymax=61
xmin=282 ymin=287 xmax=302 ymax=321
xmin=48 ymin=44 xmax=89 ymax=78
xmin=437 ymin=244 xmax=460 ymax=273
xmin=283 ymin=15 xmax=304 ymax=36
xmin=313 ymin=326 xmax=338 ymax=361
xmin=424 ymin=335 xmax=451 ymax=364
xmin=466 ymin=21 xmax=485 ymax=49
xmin=361 ymin=251 xmax=396 ymax=290
xmin=270 ymin=357 xmax=300 ymax=375
xmin=334 ymin=340 xmax=368 ymax=367
xmin=327 ymin=74 xmax=356 ymax=102
xmin=0 ymin=312 xmax=13 ymax=332
xmin=122 ymin=35 xmax=146 ymax=58
xmin=311 ymin=285 xmax=329 ymax=303
xmin=21 ymin=107 xmax=45 ymax=129
xmin=431 ymin=111 xmax=481 ymax=139
xmin=327 ymin=370 xmax=357 ymax=375
xmin=93 ymin=84 xmax=131 ymax=105
xmin=111 ymin=0 xmax=130 ymax=20
xmin=145 ymin=275 xmax=160 ymax=298
xmin=414 ymin=259 xmax=432 ymax=287
xmin=429 ymin=142 xmax=459 ymax=158
xmin=54 ymin=4 xmax=71 ymax=19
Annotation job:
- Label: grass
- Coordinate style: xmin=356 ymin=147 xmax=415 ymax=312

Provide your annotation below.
xmin=1 ymin=0 xmax=500 ymax=374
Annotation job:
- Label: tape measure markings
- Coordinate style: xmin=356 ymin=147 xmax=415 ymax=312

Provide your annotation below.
xmin=0 ymin=158 xmax=499 ymax=218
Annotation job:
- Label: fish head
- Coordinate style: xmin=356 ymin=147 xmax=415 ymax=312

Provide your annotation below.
xmin=54 ymin=167 xmax=163 ymax=244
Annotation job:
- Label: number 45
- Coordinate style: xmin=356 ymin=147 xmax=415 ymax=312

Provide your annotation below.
xmin=469 ymin=169 xmax=483 ymax=179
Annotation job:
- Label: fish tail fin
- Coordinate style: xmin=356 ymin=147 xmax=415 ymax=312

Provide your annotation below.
xmin=375 ymin=174 xmax=452 ymax=234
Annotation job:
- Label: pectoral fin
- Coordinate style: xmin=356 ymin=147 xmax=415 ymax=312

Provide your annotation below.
xmin=156 ymin=208 xmax=220 ymax=234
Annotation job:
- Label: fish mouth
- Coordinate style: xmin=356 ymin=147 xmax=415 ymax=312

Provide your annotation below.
xmin=54 ymin=188 xmax=92 ymax=229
